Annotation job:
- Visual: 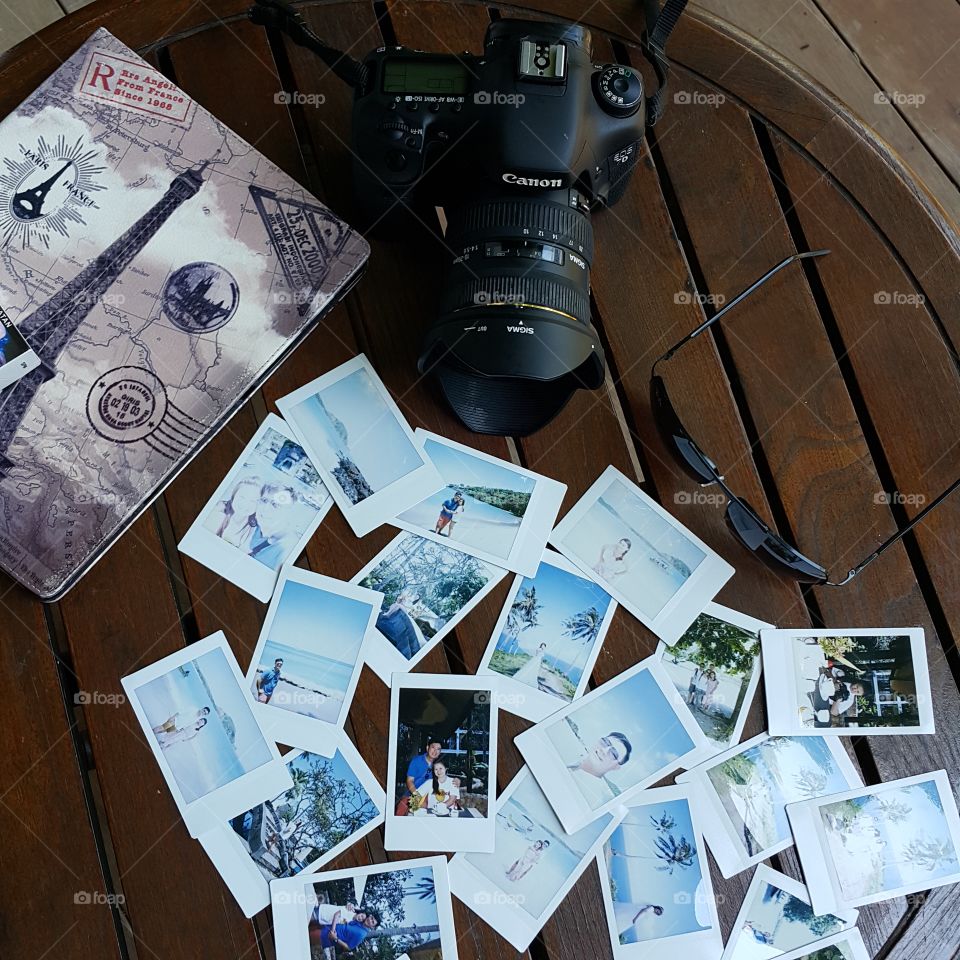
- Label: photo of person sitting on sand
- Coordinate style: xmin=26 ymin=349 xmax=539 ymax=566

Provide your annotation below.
xmin=505 ymin=838 xmax=550 ymax=882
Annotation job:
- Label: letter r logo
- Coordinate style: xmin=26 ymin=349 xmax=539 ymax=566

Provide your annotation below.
xmin=87 ymin=60 xmax=115 ymax=91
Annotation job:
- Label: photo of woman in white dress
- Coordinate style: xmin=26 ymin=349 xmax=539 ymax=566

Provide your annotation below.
xmin=512 ymin=642 xmax=548 ymax=687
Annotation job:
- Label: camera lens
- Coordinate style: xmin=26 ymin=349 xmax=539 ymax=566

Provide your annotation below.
xmin=418 ymin=189 xmax=606 ymax=436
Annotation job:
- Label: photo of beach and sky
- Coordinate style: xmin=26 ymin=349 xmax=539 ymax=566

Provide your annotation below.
xmin=289 ymin=367 xmax=423 ymax=504
xmin=561 ymin=477 xmax=706 ymax=619
xmin=138 ymin=647 xmax=273 ymax=803
xmin=252 ymin=578 xmax=373 ymax=723
xmin=397 ymin=437 xmax=535 ymax=562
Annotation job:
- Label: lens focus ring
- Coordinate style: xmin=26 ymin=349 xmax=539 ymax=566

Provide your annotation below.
xmin=447 ymin=198 xmax=594 ymax=262
xmin=445 ymin=275 xmax=591 ymax=322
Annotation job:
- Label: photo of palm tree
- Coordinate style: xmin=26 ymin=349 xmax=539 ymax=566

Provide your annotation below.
xmin=820 ymin=779 xmax=960 ymax=901
xmin=602 ymin=795 xmax=710 ymax=946
xmin=488 ymin=556 xmax=615 ymax=703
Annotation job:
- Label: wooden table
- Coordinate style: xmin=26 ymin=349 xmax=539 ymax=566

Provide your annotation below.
xmin=1 ymin=2 xmax=958 ymax=959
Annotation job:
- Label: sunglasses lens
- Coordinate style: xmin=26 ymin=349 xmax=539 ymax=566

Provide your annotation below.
xmin=651 ymin=376 xmax=719 ymax=484
xmin=726 ymin=498 xmax=828 ymax=583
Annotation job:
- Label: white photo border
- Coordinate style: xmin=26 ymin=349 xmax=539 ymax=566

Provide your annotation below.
xmin=478 ymin=549 xmax=618 ymax=723
xmin=515 ymin=655 xmax=709 ymax=834
xmin=384 ymin=673 xmax=499 ymax=853
xmin=549 ymin=465 xmax=734 ymax=644
xmin=196 ymin=732 xmax=385 ymax=917
xmin=351 ymin=530 xmax=509 ymax=683
xmin=776 ymin=929 xmax=869 ymax=960
xmin=719 ymin=862 xmax=859 ymax=960
xmin=244 ymin=565 xmax=382 ymax=742
xmin=676 ymin=733 xmax=862 ymax=879
xmin=121 ymin=631 xmax=292 ymax=838
xmin=762 ymin=626 xmax=934 ymax=736
xmin=177 ymin=413 xmax=333 ymax=602
xmin=391 ymin=429 xmax=567 ymax=577
xmin=271 ymin=855 xmax=458 ymax=960
xmin=276 ymin=354 xmax=443 ymax=537
xmin=448 ymin=765 xmax=626 ymax=952
xmin=787 ymin=769 xmax=960 ymax=915
xmin=596 ymin=783 xmax=723 ymax=960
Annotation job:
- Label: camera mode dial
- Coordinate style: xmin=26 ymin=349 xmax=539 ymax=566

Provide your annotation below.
xmin=593 ymin=65 xmax=643 ymax=117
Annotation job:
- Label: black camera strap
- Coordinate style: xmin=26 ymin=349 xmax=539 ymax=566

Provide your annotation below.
xmin=248 ymin=0 xmax=370 ymax=92
xmin=642 ymin=0 xmax=689 ymax=126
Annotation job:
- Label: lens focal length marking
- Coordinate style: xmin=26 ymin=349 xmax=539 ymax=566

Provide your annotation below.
xmin=484 ymin=239 xmax=564 ymax=264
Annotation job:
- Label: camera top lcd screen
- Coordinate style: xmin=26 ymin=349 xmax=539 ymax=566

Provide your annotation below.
xmin=382 ymin=59 xmax=470 ymax=96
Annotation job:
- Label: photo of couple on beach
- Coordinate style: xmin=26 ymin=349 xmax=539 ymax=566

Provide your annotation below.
xmin=248 ymin=569 xmax=379 ymax=735
xmin=306 ymin=863 xmax=447 ymax=959
xmin=396 ymin=435 xmax=535 ymax=562
xmin=484 ymin=551 xmax=615 ymax=714
xmin=137 ymin=646 xmax=274 ymax=804
xmin=201 ymin=423 xmax=330 ymax=571
xmin=393 ymin=687 xmax=492 ymax=821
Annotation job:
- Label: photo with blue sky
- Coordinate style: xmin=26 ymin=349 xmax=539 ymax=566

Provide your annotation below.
xmin=604 ymin=796 xmax=709 ymax=944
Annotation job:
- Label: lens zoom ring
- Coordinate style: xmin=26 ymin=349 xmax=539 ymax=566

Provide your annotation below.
xmin=449 ymin=200 xmax=594 ymax=261
xmin=446 ymin=276 xmax=591 ymax=323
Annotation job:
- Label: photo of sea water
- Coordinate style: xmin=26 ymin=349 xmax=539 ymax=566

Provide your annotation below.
xmin=138 ymin=648 xmax=272 ymax=803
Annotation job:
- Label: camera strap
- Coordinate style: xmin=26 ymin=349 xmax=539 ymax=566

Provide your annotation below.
xmin=641 ymin=0 xmax=689 ymax=126
xmin=248 ymin=0 xmax=370 ymax=92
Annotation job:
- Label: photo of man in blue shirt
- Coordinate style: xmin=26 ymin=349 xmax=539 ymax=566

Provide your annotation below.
xmin=255 ymin=657 xmax=283 ymax=703
xmin=434 ymin=490 xmax=465 ymax=537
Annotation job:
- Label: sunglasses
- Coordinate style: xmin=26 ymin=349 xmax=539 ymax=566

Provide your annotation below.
xmin=599 ymin=736 xmax=626 ymax=764
xmin=652 ymin=250 xmax=960 ymax=585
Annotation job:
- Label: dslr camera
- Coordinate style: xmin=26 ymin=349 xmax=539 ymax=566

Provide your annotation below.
xmin=351 ymin=19 xmax=648 ymax=435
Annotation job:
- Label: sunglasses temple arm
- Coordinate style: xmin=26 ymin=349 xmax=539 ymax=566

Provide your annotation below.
xmin=654 ymin=249 xmax=831 ymax=368
xmin=828 ymin=474 xmax=960 ymax=586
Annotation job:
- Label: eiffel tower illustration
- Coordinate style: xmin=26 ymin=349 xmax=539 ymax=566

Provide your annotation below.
xmin=0 ymin=162 xmax=208 ymax=475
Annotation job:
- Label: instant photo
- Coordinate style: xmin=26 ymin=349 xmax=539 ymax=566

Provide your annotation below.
xmin=787 ymin=770 xmax=960 ymax=915
xmin=277 ymin=354 xmax=442 ymax=537
xmin=515 ymin=656 xmax=705 ymax=833
xmin=122 ymin=631 xmax=291 ymax=838
xmin=677 ymin=733 xmax=861 ymax=878
xmin=352 ymin=531 xmax=508 ymax=682
xmin=385 ymin=674 xmax=498 ymax=853
xmin=272 ymin=855 xmax=459 ymax=960
xmin=720 ymin=863 xmax=858 ymax=960
xmin=449 ymin=766 xmax=624 ymax=951
xmin=197 ymin=733 xmax=385 ymax=916
xmin=597 ymin=785 xmax=722 ymax=959
xmin=658 ymin=602 xmax=769 ymax=766
xmin=762 ymin=627 xmax=934 ymax=736
xmin=393 ymin=430 xmax=566 ymax=576
xmin=549 ymin=466 xmax=734 ymax=644
xmin=776 ymin=929 xmax=869 ymax=960
xmin=479 ymin=549 xmax=617 ymax=722
xmin=0 ymin=305 xmax=40 ymax=390
xmin=245 ymin=566 xmax=381 ymax=742
xmin=178 ymin=413 xmax=333 ymax=601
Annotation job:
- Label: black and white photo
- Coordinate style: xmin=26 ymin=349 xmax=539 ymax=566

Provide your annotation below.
xmin=550 ymin=466 xmax=734 ymax=644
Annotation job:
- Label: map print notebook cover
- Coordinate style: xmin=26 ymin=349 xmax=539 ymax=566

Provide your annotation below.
xmin=0 ymin=29 xmax=369 ymax=599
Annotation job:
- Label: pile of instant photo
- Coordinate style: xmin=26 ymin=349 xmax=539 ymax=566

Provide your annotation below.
xmin=122 ymin=352 xmax=957 ymax=960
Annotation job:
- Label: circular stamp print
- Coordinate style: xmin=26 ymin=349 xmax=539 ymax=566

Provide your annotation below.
xmin=87 ymin=367 xmax=168 ymax=444
xmin=162 ymin=261 xmax=240 ymax=333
